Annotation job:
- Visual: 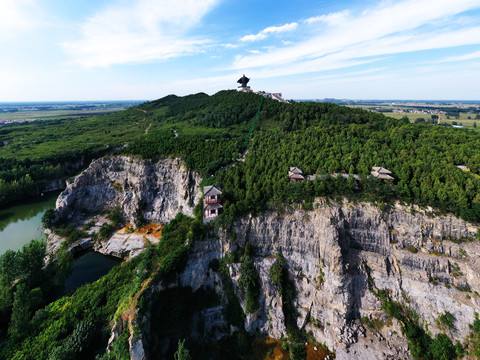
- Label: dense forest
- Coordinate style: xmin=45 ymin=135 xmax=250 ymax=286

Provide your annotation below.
xmin=0 ymin=107 xmax=164 ymax=206
xmin=121 ymin=90 xmax=480 ymax=224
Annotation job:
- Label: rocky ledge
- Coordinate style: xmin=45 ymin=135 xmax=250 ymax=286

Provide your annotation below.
xmin=46 ymin=156 xmax=201 ymax=259
xmin=56 ymin=156 xmax=201 ymax=224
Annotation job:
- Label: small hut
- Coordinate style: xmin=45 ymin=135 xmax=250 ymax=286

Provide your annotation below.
xmin=203 ymin=186 xmax=223 ymax=222
xmin=288 ymin=167 xmax=304 ymax=182
xmin=371 ymin=167 xmax=394 ymax=180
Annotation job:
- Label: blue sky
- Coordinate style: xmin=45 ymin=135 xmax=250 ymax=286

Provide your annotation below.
xmin=1 ymin=0 xmax=480 ymax=101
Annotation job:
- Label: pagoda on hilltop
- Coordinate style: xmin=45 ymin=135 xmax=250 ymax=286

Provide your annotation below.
xmin=236 ymin=75 xmax=289 ymax=103
xmin=237 ymin=74 xmax=251 ymax=92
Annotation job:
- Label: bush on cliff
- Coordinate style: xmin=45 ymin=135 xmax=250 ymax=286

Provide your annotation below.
xmin=238 ymin=243 xmax=260 ymax=314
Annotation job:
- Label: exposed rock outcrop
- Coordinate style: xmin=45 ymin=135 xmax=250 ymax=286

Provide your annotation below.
xmin=45 ymin=155 xmax=480 ymax=358
xmin=179 ymin=199 xmax=479 ymax=358
xmin=47 ymin=156 xmax=201 ymax=259
xmin=56 ymin=156 xmax=201 ymax=225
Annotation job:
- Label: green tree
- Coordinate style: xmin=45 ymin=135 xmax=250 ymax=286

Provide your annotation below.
xmin=19 ymin=240 xmax=46 ymax=286
xmin=55 ymin=250 xmax=73 ymax=286
xmin=430 ymin=333 xmax=456 ymax=360
xmin=0 ymin=249 xmax=19 ymax=285
xmin=49 ymin=320 xmax=95 ymax=360
xmin=9 ymin=284 xmax=42 ymax=337
xmin=42 ymin=209 xmax=56 ymax=229
xmin=238 ymin=243 xmax=260 ymax=314
xmin=174 ymin=339 xmax=192 ymax=360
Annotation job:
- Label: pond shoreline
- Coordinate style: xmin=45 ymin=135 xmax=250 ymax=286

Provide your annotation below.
xmin=64 ymin=251 xmax=122 ymax=294
xmin=0 ymin=191 xmax=59 ymax=255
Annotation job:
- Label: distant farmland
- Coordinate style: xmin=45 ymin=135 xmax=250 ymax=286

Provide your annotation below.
xmin=0 ymin=101 xmax=144 ymax=123
xmin=347 ymin=102 xmax=480 ymax=130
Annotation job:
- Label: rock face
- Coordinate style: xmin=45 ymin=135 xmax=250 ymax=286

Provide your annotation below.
xmin=56 ymin=156 xmax=202 ymax=225
xmin=180 ymin=199 xmax=480 ymax=358
xmin=47 ymin=155 xmax=480 ymax=358
xmin=48 ymin=156 xmax=201 ymax=259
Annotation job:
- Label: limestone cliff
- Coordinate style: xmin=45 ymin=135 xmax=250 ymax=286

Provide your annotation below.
xmin=56 ymin=156 xmax=201 ymax=224
xmin=180 ymin=200 xmax=480 ymax=360
xmin=48 ymin=156 xmax=202 ymax=258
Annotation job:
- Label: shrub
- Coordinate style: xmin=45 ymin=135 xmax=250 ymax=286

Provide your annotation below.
xmin=55 ymin=225 xmax=88 ymax=243
xmin=41 ymin=209 xmax=56 ymax=229
xmin=174 ymin=339 xmax=192 ymax=360
xmin=98 ymin=223 xmax=115 ymax=239
xmin=406 ymin=245 xmax=418 ymax=253
xmin=107 ymin=207 xmax=122 ymax=226
xmin=289 ymin=343 xmax=306 ymax=360
xmin=430 ymin=333 xmax=456 ymax=360
xmin=436 ymin=311 xmax=455 ymax=330
xmin=269 ymin=253 xmax=285 ymax=286
xmin=382 ymin=299 xmax=403 ymax=320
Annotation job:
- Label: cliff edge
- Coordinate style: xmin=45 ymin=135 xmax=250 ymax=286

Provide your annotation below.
xmin=47 ymin=156 xmax=202 ymax=258
xmin=46 ymin=155 xmax=480 ymax=359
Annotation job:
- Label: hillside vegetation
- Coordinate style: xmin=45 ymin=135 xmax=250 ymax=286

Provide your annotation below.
xmin=1 ymin=90 xmax=480 ymax=359
xmin=1 ymin=90 xmax=480 ymax=223
xmin=0 ymin=213 xmax=197 ymax=359
xmin=123 ymin=90 xmax=480 ymax=223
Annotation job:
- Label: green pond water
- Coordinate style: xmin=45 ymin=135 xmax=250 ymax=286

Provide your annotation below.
xmin=64 ymin=252 xmax=122 ymax=293
xmin=0 ymin=192 xmax=59 ymax=255
xmin=0 ymin=193 xmax=122 ymax=291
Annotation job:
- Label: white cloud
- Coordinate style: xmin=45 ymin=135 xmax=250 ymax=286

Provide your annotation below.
xmin=222 ymin=43 xmax=242 ymax=49
xmin=263 ymin=23 xmax=298 ymax=34
xmin=232 ymin=0 xmax=480 ymax=77
xmin=0 ymin=0 xmax=41 ymax=41
xmin=304 ymin=10 xmax=350 ymax=25
xmin=64 ymin=0 xmax=218 ymax=68
xmin=240 ymin=22 xmax=298 ymax=42
xmin=436 ymin=50 xmax=480 ymax=63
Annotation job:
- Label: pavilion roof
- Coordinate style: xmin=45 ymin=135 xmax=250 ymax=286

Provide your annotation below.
xmin=204 ymin=185 xmax=222 ymax=196
xmin=205 ymin=203 xmax=223 ymax=210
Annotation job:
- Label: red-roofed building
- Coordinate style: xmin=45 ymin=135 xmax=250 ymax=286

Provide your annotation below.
xmin=204 ymin=185 xmax=223 ymax=222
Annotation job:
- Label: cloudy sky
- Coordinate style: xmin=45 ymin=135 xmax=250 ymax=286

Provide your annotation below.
xmin=1 ymin=0 xmax=480 ymax=101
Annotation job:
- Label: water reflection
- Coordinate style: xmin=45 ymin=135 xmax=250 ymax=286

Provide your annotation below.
xmin=0 ymin=192 xmax=59 ymax=254
xmin=64 ymin=252 xmax=122 ymax=294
